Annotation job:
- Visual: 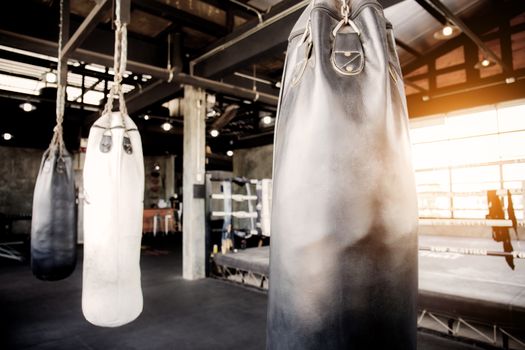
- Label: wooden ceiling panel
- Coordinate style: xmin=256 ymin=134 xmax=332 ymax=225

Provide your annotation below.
xmin=405 ymin=79 xmax=429 ymax=95
xmin=182 ymin=27 xmax=216 ymax=50
xmin=512 ymin=31 xmax=525 ymax=70
xmin=510 ymin=12 xmax=525 ymax=26
xmin=163 ymin=0 xmax=226 ymax=27
xmin=435 ymin=46 xmax=464 ymax=70
xmin=405 ymin=65 xmax=428 ymax=78
xmin=70 ymin=0 xmax=111 ymax=23
xmin=234 ymin=16 xmax=248 ymax=28
xmin=128 ymin=9 xmax=172 ymax=37
xmin=436 ymin=70 xmax=466 ymax=89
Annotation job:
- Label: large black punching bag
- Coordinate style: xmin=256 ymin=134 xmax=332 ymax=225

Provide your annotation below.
xmin=31 ymin=146 xmax=77 ymax=280
xmin=267 ymin=0 xmax=418 ymax=349
xmin=30 ymin=0 xmax=77 ymax=281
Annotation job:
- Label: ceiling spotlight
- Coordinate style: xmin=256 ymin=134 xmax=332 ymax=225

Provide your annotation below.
xmin=422 ymin=95 xmax=430 ymax=102
xmin=2 ymin=132 xmax=13 ymax=141
xmin=207 ymin=109 xmax=218 ymax=118
xmin=44 ymin=71 xmax=57 ymax=83
xmin=505 ymin=77 xmax=516 ymax=84
xmin=227 ymin=150 xmax=234 ymax=157
xmin=275 ymin=81 xmax=282 ymax=88
xmin=143 ymin=114 xmax=150 ymax=120
xmin=161 ymin=121 xmax=173 ymax=131
xmin=210 ymin=129 xmax=219 ymax=137
xmin=20 ymin=102 xmax=36 ymax=112
xmin=262 ymin=116 xmax=273 ymax=125
xmin=433 ymin=24 xmax=461 ymax=40
xmin=474 ymin=57 xmax=495 ymax=69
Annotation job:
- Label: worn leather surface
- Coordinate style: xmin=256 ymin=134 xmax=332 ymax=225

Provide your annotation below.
xmin=82 ymin=112 xmax=145 ymax=327
xmin=31 ymin=147 xmax=77 ymax=281
xmin=267 ymin=0 xmax=418 ymax=348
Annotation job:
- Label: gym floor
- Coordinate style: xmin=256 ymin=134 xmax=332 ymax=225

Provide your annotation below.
xmin=0 ymin=236 xmax=487 ymax=350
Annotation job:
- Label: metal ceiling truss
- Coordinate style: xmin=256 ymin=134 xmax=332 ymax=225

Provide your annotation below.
xmin=424 ymin=0 xmax=509 ymax=73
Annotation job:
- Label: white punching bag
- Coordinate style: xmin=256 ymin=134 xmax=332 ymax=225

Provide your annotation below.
xmin=81 ymin=0 xmax=144 ymax=327
xmin=82 ymin=111 xmax=144 ymax=327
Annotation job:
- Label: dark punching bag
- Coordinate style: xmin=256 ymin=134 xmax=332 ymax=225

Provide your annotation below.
xmin=31 ymin=146 xmax=77 ymax=280
xmin=267 ymin=0 xmax=418 ymax=349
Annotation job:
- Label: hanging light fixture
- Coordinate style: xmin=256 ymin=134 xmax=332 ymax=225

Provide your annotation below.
xmin=227 ymin=150 xmax=234 ymax=157
xmin=20 ymin=102 xmax=36 ymax=112
xmin=210 ymin=129 xmax=219 ymax=137
xmin=262 ymin=116 xmax=273 ymax=125
xmin=433 ymin=23 xmax=461 ymax=40
xmin=44 ymin=71 xmax=58 ymax=84
xmin=474 ymin=57 xmax=495 ymax=69
xmin=161 ymin=121 xmax=173 ymax=131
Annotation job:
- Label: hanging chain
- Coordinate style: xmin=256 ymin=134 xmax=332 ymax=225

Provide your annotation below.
xmin=49 ymin=0 xmax=67 ymax=157
xmin=340 ymin=0 xmax=350 ymax=23
xmin=102 ymin=0 xmax=128 ymax=127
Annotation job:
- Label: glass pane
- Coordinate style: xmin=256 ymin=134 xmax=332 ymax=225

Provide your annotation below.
xmin=448 ymin=135 xmax=500 ymax=165
xmin=503 ymin=181 xmax=524 ymax=190
xmin=412 ymin=141 xmax=450 ymax=169
xmin=451 ymin=165 xmax=500 ymax=184
xmin=505 ymin=194 xmax=524 ymax=210
xmin=452 ymin=182 xmax=500 ymax=192
xmin=453 ymin=210 xmax=487 ymax=219
xmin=418 ymin=209 xmax=451 ymax=218
xmin=502 ymin=163 xmax=525 ymax=181
xmin=499 ymin=131 xmax=525 ymax=160
xmin=410 ymin=117 xmax=448 ymax=144
xmin=446 ymin=109 xmax=498 ymax=139
xmin=418 ymin=196 xmax=450 ymax=210
xmin=453 ymin=196 xmax=486 ymax=210
xmin=497 ymin=104 xmax=525 ymax=132
xmin=415 ymin=169 xmax=449 ymax=192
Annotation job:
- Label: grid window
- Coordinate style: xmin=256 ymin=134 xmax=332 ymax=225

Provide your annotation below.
xmin=410 ymin=100 xmax=525 ymax=220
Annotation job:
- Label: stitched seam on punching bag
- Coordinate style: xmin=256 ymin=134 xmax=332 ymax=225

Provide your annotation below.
xmin=92 ymin=125 xmax=138 ymax=131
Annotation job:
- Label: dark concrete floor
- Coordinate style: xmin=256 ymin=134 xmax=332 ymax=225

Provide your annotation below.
xmin=0 ymin=236 xmax=487 ymax=350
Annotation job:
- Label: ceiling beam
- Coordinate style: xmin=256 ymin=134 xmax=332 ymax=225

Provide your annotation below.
xmin=424 ymin=0 xmax=510 ymax=73
xmin=395 ymin=39 xmax=422 ymax=58
xmin=191 ymin=0 xmax=406 ymax=79
xmin=404 ymin=80 xmax=428 ymax=94
xmin=210 ymin=104 xmax=240 ymax=130
xmin=0 ymin=48 xmax=138 ymax=86
xmin=131 ymin=0 xmax=228 ymax=38
xmin=190 ymin=0 xmax=308 ymax=78
xmin=413 ymin=0 xmax=447 ymax=24
xmin=400 ymin=0 xmax=525 ymax=76
xmin=407 ymin=77 xmax=525 ymax=117
xmin=61 ymin=0 xmax=111 ymax=60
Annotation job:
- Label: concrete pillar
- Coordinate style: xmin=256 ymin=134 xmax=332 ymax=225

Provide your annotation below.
xmin=182 ymin=85 xmax=206 ymax=280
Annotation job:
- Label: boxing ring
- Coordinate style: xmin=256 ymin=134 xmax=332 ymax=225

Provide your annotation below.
xmin=212 ymin=234 xmax=525 ymax=349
